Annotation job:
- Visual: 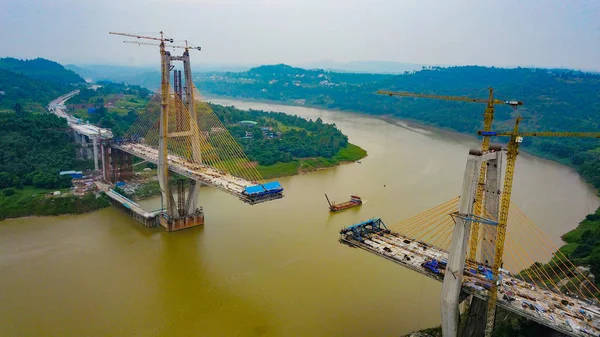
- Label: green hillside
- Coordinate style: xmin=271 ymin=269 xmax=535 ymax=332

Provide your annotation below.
xmin=0 ymin=57 xmax=84 ymax=84
xmin=0 ymin=69 xmax=70 ymax=112
xmin=0 ymin=57 xmax=85 ymax=112
xmin=196 ymin=64 xmax=600 ymax=188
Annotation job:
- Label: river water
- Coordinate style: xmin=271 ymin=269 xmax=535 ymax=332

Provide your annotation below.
xmin=1 ymin=99 xmax=598 ymax=336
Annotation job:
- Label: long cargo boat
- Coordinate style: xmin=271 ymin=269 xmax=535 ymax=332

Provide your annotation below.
xmin=325 ymin=194 xmax=362 ymax=212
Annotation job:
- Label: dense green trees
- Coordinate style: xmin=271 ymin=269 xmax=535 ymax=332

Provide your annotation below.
xmin=0 ymin=69 xmax=72 ymax=111
xmin=210 ymin=103 xmax=348 ymax=165
xmin=0 ymin=113 xmax=81 ymax=190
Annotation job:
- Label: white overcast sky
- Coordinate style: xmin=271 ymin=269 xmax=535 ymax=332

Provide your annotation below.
xmin=1 ymin=0 xmax=599 ymax=70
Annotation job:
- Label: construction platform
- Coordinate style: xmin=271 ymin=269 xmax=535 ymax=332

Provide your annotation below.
xmin=105 ymin=189 xmax=161 ymax=227
xmin=113 ymin=143 xmax=284 ymax=205
xmin=340 ymin=219 xmax=600 ymax=337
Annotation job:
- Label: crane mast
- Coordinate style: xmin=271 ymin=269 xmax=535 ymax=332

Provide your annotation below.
xmin=478 ymin=117 xmax=600 ymax=337
xmin=378 ymin=88 xmax=522 ymax=262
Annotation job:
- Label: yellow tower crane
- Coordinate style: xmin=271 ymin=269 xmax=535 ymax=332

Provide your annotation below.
xmin=378 ymin=89 xmax=522 ymax=261
xmin=478 ymin=117 xmax=600 ymax=337
xmin=123 ymin=40 xmax=201 ymax=51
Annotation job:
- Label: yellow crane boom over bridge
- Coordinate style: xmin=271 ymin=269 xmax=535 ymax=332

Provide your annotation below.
xmin=478 ymin=117 xmax=600 ymax=337
xmin=378 ymin=88 xmax=523 ymax=261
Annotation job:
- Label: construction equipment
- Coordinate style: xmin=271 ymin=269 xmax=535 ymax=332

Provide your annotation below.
xmin=109 ymin=31 xmax=174 ymax=43
xmin=377 ymin=90 xmax=522 ymax=108
xmin=378 ymin=88 xmax=523 ymax=262
xmin=478 ymin=117 xmax=600 ymax=337
xmin=123 ymin=40 xmax=201 ymax=51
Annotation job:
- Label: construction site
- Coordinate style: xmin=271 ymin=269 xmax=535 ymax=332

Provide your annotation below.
xmin=339 ymin=89 xmax=600 ymax=337
xmin=39 ymin=31 xmax=600 ymax=337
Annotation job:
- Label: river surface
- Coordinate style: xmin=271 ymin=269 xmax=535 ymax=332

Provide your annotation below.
xmin=1 ymin=99 xmax=598 ymax=336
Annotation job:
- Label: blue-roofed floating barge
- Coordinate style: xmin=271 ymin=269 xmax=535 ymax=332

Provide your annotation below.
xmin=241 ymin=181 xmax=284 ymax=204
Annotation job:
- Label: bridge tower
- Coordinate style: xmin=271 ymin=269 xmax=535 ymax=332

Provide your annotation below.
xmin=157 ymin=37 xmax=204 ymax=232
xmin=441 ymin=149 xmax=503 ymax=337
xmin=458 ymin=148 xmax=504 ymax=337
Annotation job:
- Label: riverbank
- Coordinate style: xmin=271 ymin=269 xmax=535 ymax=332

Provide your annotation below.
xmin=0 ymin=186 xmax=110 ymax=221
xmin=257 ymin=143 xmax=367 ymax=179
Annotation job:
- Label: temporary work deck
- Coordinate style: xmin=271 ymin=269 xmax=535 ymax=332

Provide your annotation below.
xmin=105 ymin=189 xmax=161 ymax=227
xmin=340 ymin=220 xmax=600 ymax=337
xmin=112 ymin=143 xmax=283 ymax=205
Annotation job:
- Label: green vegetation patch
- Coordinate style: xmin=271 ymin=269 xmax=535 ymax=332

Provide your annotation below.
xmin=257 ymin=161 xmax=301 ymax=179
xmin=132 ymin=180 xmax=161 ymax=200
xmin=0 ymin=187 xmax=109 ymax=220
xmin=332 ymin=143 xmax=367 ymax=162
xmin=256 ymin=143 xmax=366 ymax=179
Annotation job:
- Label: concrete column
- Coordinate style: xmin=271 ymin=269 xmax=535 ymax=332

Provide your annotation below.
xmin=441 ymin=152 xmax=482 ymax=337
xmin=92 ymin=137 xmax=99 ymax=171
xmin=183 ymin=52 xmax=202 ymax=165
xmin=158 ymin=51 xmax=178 ymax=217
xmin=186 ymin=180 xmax=201 ymax=214
xmin=481 ymin=151 xmax=504 ymax=267
xmin=101 ymin=144 xmax=108 ymax=181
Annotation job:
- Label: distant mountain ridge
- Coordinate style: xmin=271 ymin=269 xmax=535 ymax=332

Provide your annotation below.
xmin=0 ymin=57 xmax=84 ymax=84
xmin=296 ymin=60 xmax=424 ymax=74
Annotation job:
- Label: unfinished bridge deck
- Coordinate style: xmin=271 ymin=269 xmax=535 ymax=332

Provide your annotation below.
xmin=113 ymin=143 xmax=283 ymax=205
xmin=340 ymin=220 xmax=600 ymax=337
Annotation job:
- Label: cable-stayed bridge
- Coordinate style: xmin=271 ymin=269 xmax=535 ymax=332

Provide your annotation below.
xmin=99 ymin=32 xmax=283 ymax=231
xmin=340 ymin=149 xmax=600 ymax=337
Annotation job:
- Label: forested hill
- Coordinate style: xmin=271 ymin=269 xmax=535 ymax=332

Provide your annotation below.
xmin=195 ymin=64 xmax=600 ymax=188
xmin=0 ymin=69 xmax=71 ymax=112
xmin=0 ymin=57 xmax=84 ymax=84
xmin=0 ymin=57 xmax=85 ymax=112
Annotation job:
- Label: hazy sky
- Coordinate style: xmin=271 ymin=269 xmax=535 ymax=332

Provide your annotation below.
xmin=1 ymin=0 xmax=599 ymax=70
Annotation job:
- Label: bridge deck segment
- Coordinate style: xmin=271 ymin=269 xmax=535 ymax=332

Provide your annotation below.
xmin=340 ymin=224 xmax=600 ymax=337
xmin=113 ymin=143 xmax=283 ymax=205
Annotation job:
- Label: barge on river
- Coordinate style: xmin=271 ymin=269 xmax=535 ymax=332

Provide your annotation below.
xmin=325 ymin=194 xmax=362 ymax=212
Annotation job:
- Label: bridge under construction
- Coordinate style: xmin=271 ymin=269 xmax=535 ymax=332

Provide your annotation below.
xmin=341 ymin=90 xmax=600 ymax=337
xmin=341 ymin=216 xmax=600 ymax=337
xmin=98 ymin=31 xmax=284 ymax=231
